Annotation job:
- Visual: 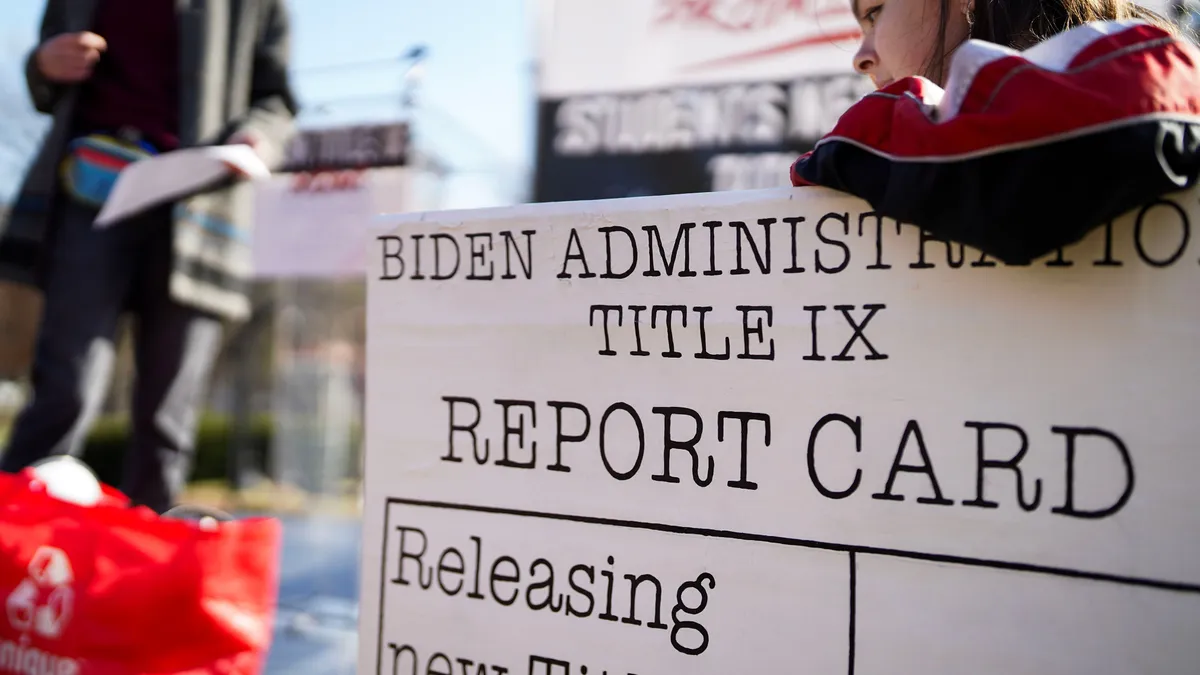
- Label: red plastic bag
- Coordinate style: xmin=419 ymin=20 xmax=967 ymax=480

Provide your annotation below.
xmin=0 ymin=468 xmax=281 ymax=675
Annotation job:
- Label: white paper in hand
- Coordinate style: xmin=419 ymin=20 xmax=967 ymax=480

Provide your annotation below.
xmin=94 ymin=145 xmax=271 ymax=228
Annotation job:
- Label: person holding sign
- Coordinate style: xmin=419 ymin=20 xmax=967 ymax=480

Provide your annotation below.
xmin=790 ymin=0 xmax=1200 ymax=265
xmin=0 ymin=0 xmax=298 ymax=513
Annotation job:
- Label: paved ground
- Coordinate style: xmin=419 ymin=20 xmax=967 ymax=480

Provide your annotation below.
xmin=260 ymin=513 xmax=363 ymax=674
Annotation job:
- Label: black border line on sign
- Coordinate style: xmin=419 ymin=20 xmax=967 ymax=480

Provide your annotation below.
xmin=376 ymin=497 xmax=393 ymax=675
xmin=374 ymin=496 xmax=1200 ymax=675
xmin=848 ymin=551 xmax=857 ymax=675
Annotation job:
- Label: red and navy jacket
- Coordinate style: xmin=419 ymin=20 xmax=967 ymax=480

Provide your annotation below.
xmin=790 ymin=20 xmax=1200 ymax=264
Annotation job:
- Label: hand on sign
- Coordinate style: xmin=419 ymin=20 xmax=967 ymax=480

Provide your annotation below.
xmin=35 ymin=32 xmax=106 ymax=83
xmin=223 ymin=130 xmax=264 ymax=179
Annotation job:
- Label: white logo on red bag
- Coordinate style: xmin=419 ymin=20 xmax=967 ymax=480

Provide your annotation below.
xmin=6 ymin=547 xmax=73 ymax=640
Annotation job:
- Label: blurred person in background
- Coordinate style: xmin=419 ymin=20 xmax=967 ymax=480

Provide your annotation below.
xmin=0 ymin=0 xmax=298 ymax=513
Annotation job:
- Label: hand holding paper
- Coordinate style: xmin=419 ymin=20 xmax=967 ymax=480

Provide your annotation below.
xmin=94 ymin=144 xmax=270 ymax=228
xmin=223 ymin=130 xmax=266 ymax=178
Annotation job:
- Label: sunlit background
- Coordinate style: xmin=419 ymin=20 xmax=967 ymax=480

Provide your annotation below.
xmin=0 ymin=0 xmax=1193 ymax=672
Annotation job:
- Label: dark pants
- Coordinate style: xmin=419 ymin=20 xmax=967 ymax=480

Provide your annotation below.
xmin=0 ymin=200 xmax=223 ymax=513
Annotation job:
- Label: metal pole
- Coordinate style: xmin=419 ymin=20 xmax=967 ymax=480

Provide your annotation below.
xmin=226 ymin=284 xmax=274 ymax=499
xmin=227 ymin=329 xmax=251 ymax=495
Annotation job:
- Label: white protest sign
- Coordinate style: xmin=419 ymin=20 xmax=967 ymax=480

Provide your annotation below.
xmin=251 ymin=166 xmax=415 ymax=279
xmin=531 ymin=0 xmax=873 ymax=199
xmin=535 ymin=0 xmax=862 ymax=97
xmin=360 ymin=185 xmax=1200 ymax=675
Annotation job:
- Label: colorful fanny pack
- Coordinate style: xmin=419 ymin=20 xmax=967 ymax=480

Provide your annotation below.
xmin=59 ymin=133 xmax=157 ymax=208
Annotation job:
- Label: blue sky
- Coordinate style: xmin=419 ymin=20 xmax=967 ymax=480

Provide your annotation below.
xmin=0 ymin=0 xmax=536 ymax=208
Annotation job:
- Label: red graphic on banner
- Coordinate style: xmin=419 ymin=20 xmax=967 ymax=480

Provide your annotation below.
xmin=654 ymin=0 xmax=860 ymax=71
xmin=682 ymin=27 xmax=862 ymax=71
xmin=655 ymin=0 xmax=853 ymax=30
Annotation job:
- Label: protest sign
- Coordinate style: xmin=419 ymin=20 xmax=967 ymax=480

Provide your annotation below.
xmin=251 ymin=166 xmax=417 ymax=279
xmin=531 ymin=0 xmax=871 ymax=200
xmin=360 ymin=185 xmax=1200 ymax=674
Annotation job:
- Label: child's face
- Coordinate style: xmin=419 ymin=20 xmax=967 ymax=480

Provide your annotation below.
xmin=851 ymin=0 xmax=972 ymax=87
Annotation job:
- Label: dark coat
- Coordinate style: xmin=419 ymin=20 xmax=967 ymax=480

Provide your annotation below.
xmin=0 ymin=0 xmax=299 ymax=321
